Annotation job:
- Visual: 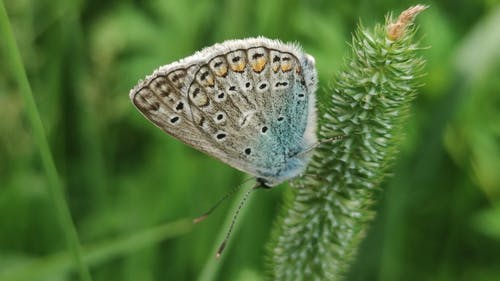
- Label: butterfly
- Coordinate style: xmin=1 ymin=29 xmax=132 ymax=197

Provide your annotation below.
xmin=129 ymin=37 xmax=318 ymax=188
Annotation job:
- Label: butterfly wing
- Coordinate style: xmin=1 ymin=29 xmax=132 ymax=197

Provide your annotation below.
xmin=130 ymin=37 xmax=317 ymax=183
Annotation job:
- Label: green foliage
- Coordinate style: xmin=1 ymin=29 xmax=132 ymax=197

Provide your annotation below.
xmin=0 ymin=2 xmax=91 ymax=281
xmin=1 ymin=1 xmax=499 ymax=281
xmin=268 ymin=9 xmax=425 ymax=281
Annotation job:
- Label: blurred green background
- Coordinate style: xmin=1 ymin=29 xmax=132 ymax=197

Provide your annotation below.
xmin=1 ymin=0 xmax=499 ymax=280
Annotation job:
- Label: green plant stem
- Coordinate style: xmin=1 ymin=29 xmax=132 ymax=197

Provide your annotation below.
xmin=268 ymin=5 xmax=427 ymax=281
xmin=0 ymin=2 xmax=92 ymax=281
xmin=197 ymin=182 xmax=256 ymax=281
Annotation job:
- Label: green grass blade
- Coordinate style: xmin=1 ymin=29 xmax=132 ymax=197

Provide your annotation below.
xmin=0 ymin=2 xmax=92 ymax=281
xmin=0 ymin=219 xmax=192 ymax=281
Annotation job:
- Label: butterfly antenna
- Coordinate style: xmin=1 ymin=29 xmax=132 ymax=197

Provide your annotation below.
xmin=193 ymin=177 xmax=254 ymax=224
xmin=216 ymin=183 xmax=261 ymax=259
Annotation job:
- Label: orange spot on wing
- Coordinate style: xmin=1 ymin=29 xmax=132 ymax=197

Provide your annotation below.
xmin=206 ymin=76 xmax=215 ymax=86
xmin=231 ymin=62 xmax=246 ymax=72
xmin=281 ymin=62 xmax=292 ymax=72
xmin=251 ymin=58 xmax=267 ymax=73
xmin=215 ymin=65 xmax=228 ymax=77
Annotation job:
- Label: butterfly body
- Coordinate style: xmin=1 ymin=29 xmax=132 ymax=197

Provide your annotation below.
xmin=130 ymin=37 xmax=318 ymax=187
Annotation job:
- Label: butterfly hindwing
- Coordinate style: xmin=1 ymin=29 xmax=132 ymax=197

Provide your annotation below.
xmin=130 ymin=37 xmax=318 ymax=183
xmin=131 ymin=67 xmax=227 ymax=158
